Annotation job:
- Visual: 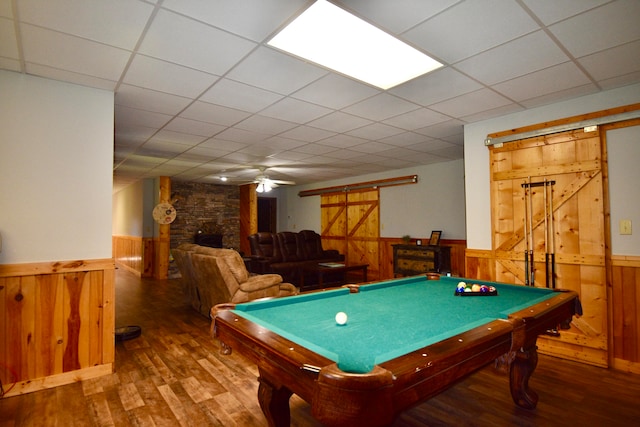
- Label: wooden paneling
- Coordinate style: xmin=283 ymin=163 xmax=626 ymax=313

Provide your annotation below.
xmin=0 ymin=258 xmax=115 ymax=397
xmin=611 ymin=255 xmax=640 ymax=373
xmin=112 ymin=235 xmax=144 ymax=276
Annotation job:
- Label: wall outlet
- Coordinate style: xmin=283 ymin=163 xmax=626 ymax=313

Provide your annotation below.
xmin=619 ymin=219 xmax=632 ymax=235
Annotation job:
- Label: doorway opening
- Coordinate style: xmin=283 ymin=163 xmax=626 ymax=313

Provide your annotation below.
xmin=258 ymin=197 xmax=277 ymax=233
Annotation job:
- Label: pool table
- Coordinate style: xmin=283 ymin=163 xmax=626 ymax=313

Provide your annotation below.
xmin=212 ymin=275 xmax=578 ymax=427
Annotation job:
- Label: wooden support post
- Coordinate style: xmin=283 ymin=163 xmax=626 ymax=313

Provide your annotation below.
xmin=155 ymin=176 xmax=171 ymax=280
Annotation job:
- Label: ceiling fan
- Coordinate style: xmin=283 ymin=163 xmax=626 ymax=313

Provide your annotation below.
xmin=252 ymin=168 xmax=296 ymax=193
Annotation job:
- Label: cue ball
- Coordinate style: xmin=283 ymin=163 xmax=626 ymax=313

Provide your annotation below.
xmin=335 ymin=312 xmax=348 ymax=325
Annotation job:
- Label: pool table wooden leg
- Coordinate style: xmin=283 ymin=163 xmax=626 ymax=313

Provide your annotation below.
xmin=509 ymin=343 xmax=539 ymax=410
xmin=258 ymin=374 xmax=293 ymax=427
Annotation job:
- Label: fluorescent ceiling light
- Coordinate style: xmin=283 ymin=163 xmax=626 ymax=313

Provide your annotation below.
xmin=268 ymin=0 xmax=442 ymax=90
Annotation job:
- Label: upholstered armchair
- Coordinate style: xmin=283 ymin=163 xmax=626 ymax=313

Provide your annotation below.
xmin=172 ymin=243 xmax=201 ymax=313
xmin=189 ymin=246 xmax=298 ymax=317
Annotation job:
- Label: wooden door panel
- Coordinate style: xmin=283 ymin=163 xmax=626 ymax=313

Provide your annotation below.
xmin=321 ymin=193 xmax=347 ymax=255
xmin=490 ymin=129 xmax=607 ymax=366
xmin=321 ymin=190 xmax=380 ymax=281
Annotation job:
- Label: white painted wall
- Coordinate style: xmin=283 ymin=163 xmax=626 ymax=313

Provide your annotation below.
xmin=607 ymin=126 xmax=640 ymax=256
xmin=112 ymin=180 xmax=144 ymax=237
xmin=0 ymin=71 xmax=113 ymax=264
xmin=278 ymin=159 xmax=466 ymax=240
xmin=464 ymin=82 xmax=640 ymax=251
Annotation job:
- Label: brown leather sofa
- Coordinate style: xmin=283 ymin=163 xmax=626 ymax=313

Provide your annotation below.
xmin=172 ymin=244 xmax=298 ymax=317
xmin=247 ymin=230 xmax=344 ymax=285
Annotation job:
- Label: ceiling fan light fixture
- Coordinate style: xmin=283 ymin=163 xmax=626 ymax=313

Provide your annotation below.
xmin=256 ymin=182 xmax=265 ymax=193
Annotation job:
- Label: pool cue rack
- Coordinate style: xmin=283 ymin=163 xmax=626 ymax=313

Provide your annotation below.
xmin=521 ymin=179 xmax=556 ymax=288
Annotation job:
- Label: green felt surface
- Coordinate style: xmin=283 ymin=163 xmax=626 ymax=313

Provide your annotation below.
xmin=233 ymin=276 xmax=555 ymax=373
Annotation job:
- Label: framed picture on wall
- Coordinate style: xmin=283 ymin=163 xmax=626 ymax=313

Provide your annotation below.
xmin=429 ymin=230 xmax=442 ymax=246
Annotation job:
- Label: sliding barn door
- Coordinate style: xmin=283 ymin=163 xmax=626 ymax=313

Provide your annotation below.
xmin=321 ymin=189 xmax=380 ymax=280
xmin=490 ymin=129 xmax=608 ymax=367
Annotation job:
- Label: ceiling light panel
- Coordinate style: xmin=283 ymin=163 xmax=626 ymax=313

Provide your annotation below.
xmin=268 ymin=0 xmax=442 ymax=90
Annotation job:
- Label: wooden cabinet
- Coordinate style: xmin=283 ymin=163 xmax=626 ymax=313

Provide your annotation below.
xmin=392 ymin=244 xmax=451 ymax=276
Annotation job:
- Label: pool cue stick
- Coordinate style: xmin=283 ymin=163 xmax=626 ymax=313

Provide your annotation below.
xmin=523 ymin=181 xmax=529 ymax=286
xmin=549 ymin=182 xmax=556 ymax=289
xmin=543 ymin=179 xmax=549 ymax=288
xmin=528 ymin=176 xmax=535 ymax=286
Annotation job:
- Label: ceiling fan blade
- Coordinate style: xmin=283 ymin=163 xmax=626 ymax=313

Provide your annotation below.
xmin=270 ymin=179 xmax=296 ymax=185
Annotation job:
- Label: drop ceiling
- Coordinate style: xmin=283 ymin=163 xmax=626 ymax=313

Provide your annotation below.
xmin=1 ymin=0 xmax=639 ymax=192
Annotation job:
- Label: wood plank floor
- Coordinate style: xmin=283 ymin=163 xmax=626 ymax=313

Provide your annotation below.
xmin=2 ymin=268 xmax=639 ymax=426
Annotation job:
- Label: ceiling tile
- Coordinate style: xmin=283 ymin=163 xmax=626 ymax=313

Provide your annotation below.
xmin=123 ymin=55 xmax=219 ymax=98
xmin=163 ymin=117 xmax=226 ymax=138
xmin=578 ymin=39 xmax=640 ymax=81
xmin=214 ymin=127 xmax=270 ymax=144
xmin=18 ymin=0 xmax=153 ymax=50
xmin=279 ymin=125 xmax=336 ymax=143
xmin=493 ymin=61 xmax=593 ymax=102
xmin=382 ymin=108 xmax=451 ymax=131
xmin=378 ymin=131 xmax=430 ymax=147
xmin=200 ymin=78 xmax=283 ymax=113
xmin=115 ymin=84 xmax=192 ymax=115
xmin=291 ymin=73 xmax=379 ymax=109
xmin=389 ymin=67 xmax=482 ymax=106
xmin=521 ymin=0 xmax=610 ymax=25
xmin=148 ymin=129 xmax=207 ymax=146
xmin=549 ymin=0 xmax=640 ymax=58
xmin=262 ymin=136 xmax=307 ymax=151
xmin=25 ymin=63 xmax=117 ymax=90
xmin=21 ymin=25 xmax=130 ymax=81
xmin=518 ymin=84 xmax=600 ymax=110
xmin=414 ymin=119 xmax=465 ymax=139
xmin=138 ymin=9 xmax=257 ymax=75
xmin=182 ymin=146 xmax=233 ymax=161
xmin=337 ymin=0 xmax=459 ymax=33
xmin=179 ymin=101 xmax=252 ymax=127
xmin=162 ymin=0 xmax=308 ymax=42
xmin=403 ymin=0 xmax=539 ymax=63
xmin=346 ymin=122 xmax=405 ymax=140
xmin=198 ymin=138 xmax=247 ymax=152
xmin=115 ymin=105 xmax=172 ymax=129
xmin=350 ymin=141 xmax=397 ymax=154
xmin=430 ymin=88 xmax=513 ymax=118
xmin=260 ymin=97 xmax=332 ymax=124
xmin=455 ymin=31 xmax=570 ymax=85
xmin=226 ymin=46 xmax=328 ymax=95
xmin=307 ymin=111 xmax=373 ymax=133
xmin=343 ymin=93 xmax=420 ymax=121
xmin=234 ymin=115 xmax=297 ymax=134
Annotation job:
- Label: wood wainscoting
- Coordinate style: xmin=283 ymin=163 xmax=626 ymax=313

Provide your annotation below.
xmin=611 ymin=255 xmax=640 ymax=373
xmin=467 ymin=249 xmax=640 ymax=373
xmin=0 ymin=258 xmax=115 ymax=397
xmin=112 ymin=235 xmax=155 ymax=277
